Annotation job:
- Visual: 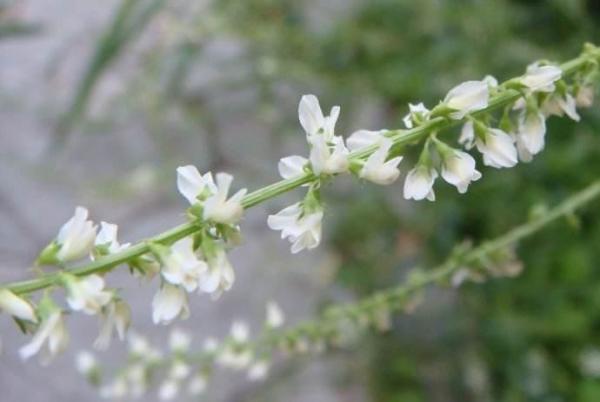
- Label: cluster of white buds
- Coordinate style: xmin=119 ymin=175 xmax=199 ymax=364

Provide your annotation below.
xmin=149 ymin=167 xmax=246 ymax=324
xmin=5 ymin=163 xmax=248 ymax=362
xmin=268 ymin=96 xmax=404 ymax=252
xmin=398 ymin=60 xmax=596 ymax=202
xmin=266 ymin=59 xmax=594 ymax=252
xmin=1 ymin=206 xmax=135 ymax=363
xmin=82 ymin=301 xmax=286 ymax=400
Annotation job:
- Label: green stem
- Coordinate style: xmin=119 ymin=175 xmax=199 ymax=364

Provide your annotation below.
xmin=254 ymin=179 xmax=600 ymax=351
xmin=5 ymin=48 xmax=600 ymax=295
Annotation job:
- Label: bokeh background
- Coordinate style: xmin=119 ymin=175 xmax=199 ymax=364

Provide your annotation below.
xmin=1 ymin=0 xmax=600 ymax=401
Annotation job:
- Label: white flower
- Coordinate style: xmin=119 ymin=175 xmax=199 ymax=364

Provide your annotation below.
xmin=152 ymin=284 xmax=190 ymax=325
xmin=188 ymin=374 xmax=208 ymax=395
xmin=297 ymin=94 xmax=349 ymax=175
xmin=100 ymin=377 xmax=128 ymax=399
xmin=94 ymin=299 xmax=131 ymax=350
xmin=158 ymin=379 xmax=180 ymax=400
xmin=19 ymin=311 xmax=68 ymax=362
xmin=95 ymin=222 xmax=129 ymax=255
xmin=218 ymin=349 xmax=252 ymax=370
xmin=576 ymin=86 xmax=595 ymax=108
xmin=459 ymin=121 xmax=476 ymax=150
xmin=198 ymin=248 xmax=235 ymax=297
xmin=0 ymin=289 xmax=37 ymax=322
xmin=308 ymin=134 xmax=349 ymax=175
xmin=203 ymin=337 xmax=219 ymax=353
xmin=475 ymin=128 xmax=518 ymax=169
xmin=126 ymin=364 xmax=148 ymax=398
xmin=298 ymin=94 xmax=340 ymax=140
xmin=203 ymin=173 xmax=247 ymax=224
xmin=75 ymin=350 xmax=97 ymax=375
xmin=56 ymin=206 xmax=97 ymax=262
xmin=176 ymin=165 xmax=216 ymax=205
xmin=516 ymin=110 xmax=546 ymax=160
xmin=346 ymin=129 xmax=386 ymax=151
xmin=403 ymin=165 xmax=438 ymax=201
xmin=444 ymin=80 xmax=489 ymax=119
xmin=359 ymin=137 xmax=403 ymax=185
xmin=160 ymin=238 xmax=207 ymax=292
xmin=248 ymin=360 xmax=270 ymax=381
xmin=169 ymin=360 xmax=191 ymax=381
xmin=266 ymin=301 xmax=285 ymax=328
xmin=267 ymin=203 xmax=323 ymax=253
xmin=440 ymin=150 xmax=482 ymax=193
xmin=520 ymin=63 xmax=562 ymax=93
xmin=402 ymin=103 xmax=430 ymax=128
xmin=127 ymin=332 xmax=162 ymax=362
xmin=169 ymin=328 xmax=192 ymax=353
xmin=216 ymin=321 xmax=253 ymax=370
xmin=278 ymin=155 xmax=308 ymax=179
xmin=231 ymin=320 xmax=250 ymax=343
xmin=64 ymin=274 xmax=112 ymax=315
xmin=347 ymin=129 xmax=403 ymax=184
xmin=542 ymin=93 xmax=580 ymax=121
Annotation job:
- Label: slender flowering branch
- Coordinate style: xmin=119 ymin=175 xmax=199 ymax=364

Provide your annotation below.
xmin=223 ymin=179 xmax=600 ymax=357
xmin=88 ymin=180 xmax=600 ymax=399
xmin=1 ymin=43 xmax=599 ymax=365
xmin=4 ymin=44 xmax=600 ymax=296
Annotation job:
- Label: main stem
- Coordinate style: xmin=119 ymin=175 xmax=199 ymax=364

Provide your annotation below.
xmin=5 ymin=49 xmax=599 ymax=295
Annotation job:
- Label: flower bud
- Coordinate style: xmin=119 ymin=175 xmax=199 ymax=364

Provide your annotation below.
xmin=443 ymin=80 xmax=489 ymax=119
xmin=0 ymin=289 xmax=37 ymax=322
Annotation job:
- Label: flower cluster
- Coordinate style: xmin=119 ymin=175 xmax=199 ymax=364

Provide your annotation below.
xmin=82 ymin=301 xmax=285 ymax=400
xmin=401 ymin=62 xmax=596 ymax=202
xmin=0 ymin=166 xmax=247 ymax=362
xmin=268 ymin=95 xmax=403 ymax=252
xmin=0 ymin=210 xmax=134 ymax=363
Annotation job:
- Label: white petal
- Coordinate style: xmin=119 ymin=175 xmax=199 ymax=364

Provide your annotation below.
xmin=231 ymin=321 xmax=249 ymax=342
xmin=521 ymin=64 xmax=562 ymax=92
xmin=57 ymin=206 xmax=88 ymax=243
xmin=278 ymin=156 xmax=308 ymax=179
xmin=152 ymin=285 xmax=188 ymax=325
xmin=0 ymin=289 xmax=37 ymax=322
xmin=476 ymin=128 xmax=518 ymax=168
xmin=459 ymin=121 xmax=475 ymax=149
xmin=444 ymin=81 xmax=489 ymax=119
xmin=298 ymin=95 xmax=325 ymax=136
xmin=403 ymin=166 xmax=437 ymax=201
xmin=176 ymin=165 xmax=206 ymax=205
xmin=558 ymin=93 xmax=580 ymax=121
xmin=346 ymin=130 xmax=383 ymax=151
xmin=96 ymin=222 xmax=118 ymax=247
xmin=19 ymin=312 xmax=62 ymax=360
xmin=518 ymin=111 xmax=546 ymax=155
xmin=266 ymin=301 xmax=285 ymax=328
